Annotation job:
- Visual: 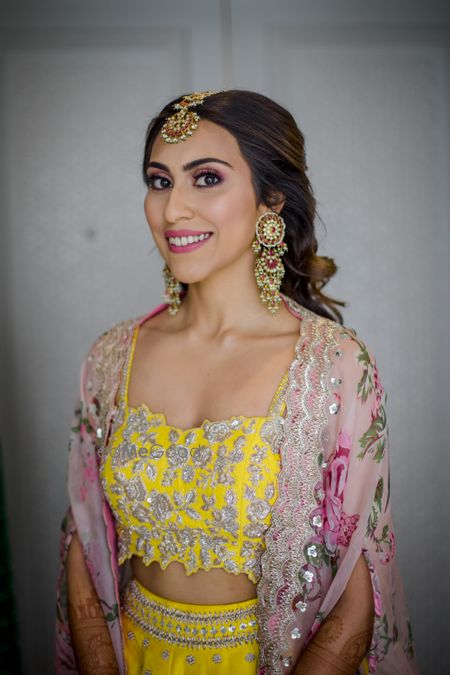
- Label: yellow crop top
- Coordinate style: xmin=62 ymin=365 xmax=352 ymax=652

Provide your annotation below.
xmin=100 ymin=325 xmax=289 ymax=583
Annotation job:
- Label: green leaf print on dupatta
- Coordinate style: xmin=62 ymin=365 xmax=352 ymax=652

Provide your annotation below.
xmin=358 ymin=405 xmax=387 ymax=462
xmin=355 ymin=342 xmax=388 ymax=462
xmin=356 ymin=342 xmax=375 ymax=402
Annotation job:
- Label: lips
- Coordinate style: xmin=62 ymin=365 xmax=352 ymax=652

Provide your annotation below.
xmin=165 ymin=229 xmax=210 ymax=238
xmin=166 ymin=230 xmax=213 ymax=253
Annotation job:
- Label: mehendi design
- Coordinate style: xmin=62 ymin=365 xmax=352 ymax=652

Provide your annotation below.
xmin=317 ymin=612 xmax=344 ymax=644
xmin=300 ymin=642 xmax=359 ymax=675
xmin=69 ymin=595 xmax=119 ymax=674
xmin=300 ymin=626 xmax=370 ymax=675
xmin=71 ymin=592 xmax=104 ymax=621
xmin=339 ymin=629 xmax=372 ymax=662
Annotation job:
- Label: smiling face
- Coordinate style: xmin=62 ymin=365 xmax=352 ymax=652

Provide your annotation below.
xmin=144 ymin=119 xmax=273 ymax=287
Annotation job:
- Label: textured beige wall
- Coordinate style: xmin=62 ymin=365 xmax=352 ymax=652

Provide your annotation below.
xmin=1 ymin=1 xmax=449 ymax=672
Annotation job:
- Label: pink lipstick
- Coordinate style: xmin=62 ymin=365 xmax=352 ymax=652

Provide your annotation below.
xmin=166 ymin=230 xmax=213 ymax=254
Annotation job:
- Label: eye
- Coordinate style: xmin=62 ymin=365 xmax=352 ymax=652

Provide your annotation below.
xmin=194 ymin=170 xmax=222 ymax=188
xmin=146 ymin=174 xmax=171 ymax=190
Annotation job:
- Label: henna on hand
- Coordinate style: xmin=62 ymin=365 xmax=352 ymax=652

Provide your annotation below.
xmin=301 ymin=641 xmax=358 ymax=675
xmin=315 ymin=613 xmax=344 ymax=644
xmin=69 ymin=594 xmax=120 ymax=675
xmin=293 ymin=612 xmax=372 ymax=675
xmin=339 ymin=629 xmax=373 ymax=663
xmin=67 ymin=534 xmax=119 ymax=675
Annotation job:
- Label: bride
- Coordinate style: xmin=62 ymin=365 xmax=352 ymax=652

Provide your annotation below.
xmin=56 ymin=89 xmax=418 ymax=675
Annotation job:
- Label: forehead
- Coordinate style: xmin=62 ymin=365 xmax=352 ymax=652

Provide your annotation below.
xmin=149 ymin=119 xmax=246 ymax=168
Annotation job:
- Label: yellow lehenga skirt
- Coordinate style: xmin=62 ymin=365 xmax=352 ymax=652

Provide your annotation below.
xmin=121 ymin=578 xmax=259 ymax=674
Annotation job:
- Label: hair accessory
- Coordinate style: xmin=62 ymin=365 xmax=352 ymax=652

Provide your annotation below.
xmin=160 ymin=90 xmax=222 ymax=144
xmin=162 ymin=263 xmax=182 ymax=315
xmin=251 ymin=210 xmax=288 ymax=314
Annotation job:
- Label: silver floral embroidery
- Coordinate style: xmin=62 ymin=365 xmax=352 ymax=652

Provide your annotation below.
xmin=101 ymin=400 xmax=284 ymax=578
xmin=122 ymin=579 xmax=258 ymax=649
xmin=191 ymin=445 xmax=212 ymax=466
xmin=166 ymin=443 xmax=189 ymax=466
xmin=204 ymin=420 xmax=237 ymax=443
xmin=124 ymin=476 xmax=146 ymax=502
xmin=99 ymin=317 xmax=289 ymax=583
xmin=260 ymin=418 xmax=283 ymax=448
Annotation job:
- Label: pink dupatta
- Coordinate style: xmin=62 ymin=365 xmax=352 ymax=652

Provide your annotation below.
xmin=55 ymin=295 xmax=418 ymax=674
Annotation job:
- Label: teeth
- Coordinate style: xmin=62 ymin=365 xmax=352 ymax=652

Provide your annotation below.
xmin=168 ymin=233 xmax=210 ymax=247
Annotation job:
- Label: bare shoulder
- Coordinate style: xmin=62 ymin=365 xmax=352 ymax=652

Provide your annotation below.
xmin=138 ymin=303 xmax=178 ymax=338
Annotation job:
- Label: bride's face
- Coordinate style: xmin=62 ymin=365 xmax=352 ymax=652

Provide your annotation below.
xmin=144 ymin=119 xmax=272 ymax=285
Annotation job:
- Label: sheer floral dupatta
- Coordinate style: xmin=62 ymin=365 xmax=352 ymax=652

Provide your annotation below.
xmin=256 ymin=299 xmax=418 ymax=674
xmin=55 ymin=297 xmax=418 ymax=675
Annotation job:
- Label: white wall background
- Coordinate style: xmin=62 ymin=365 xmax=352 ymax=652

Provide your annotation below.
xmin=0 ymin=1 xmax=449 ymax=673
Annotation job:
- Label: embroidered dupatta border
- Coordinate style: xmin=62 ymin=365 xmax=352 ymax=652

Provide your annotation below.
xmin=257 ymin=294 xmax=340 ymax=674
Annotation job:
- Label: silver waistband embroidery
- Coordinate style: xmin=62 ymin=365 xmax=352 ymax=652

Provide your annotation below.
xmin=122 ymin=579 xmax=259 ymax=649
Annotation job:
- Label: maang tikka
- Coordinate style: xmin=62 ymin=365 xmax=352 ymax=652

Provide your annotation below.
xmin=160 ymin=90 xmax=223 ymax=144
xmin=252 ymin=210 xmax=288 ymax=314
xmin=160 ymin=90 xmax=222 ymax=315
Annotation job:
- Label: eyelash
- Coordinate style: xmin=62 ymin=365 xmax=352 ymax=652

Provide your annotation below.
xmin=146 ymin=169 xmax=222 ymax=191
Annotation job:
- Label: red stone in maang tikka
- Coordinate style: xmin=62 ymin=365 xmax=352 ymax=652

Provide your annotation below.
xmin=160 ymin=90 xmax=222 ymax=144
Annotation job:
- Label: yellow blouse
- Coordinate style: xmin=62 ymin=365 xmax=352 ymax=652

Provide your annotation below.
xmin=100 ymin=325 xmax=289 ymax=583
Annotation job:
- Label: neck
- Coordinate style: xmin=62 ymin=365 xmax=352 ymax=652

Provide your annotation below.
xmin=177 ymin=258 xmax=281 ymax=339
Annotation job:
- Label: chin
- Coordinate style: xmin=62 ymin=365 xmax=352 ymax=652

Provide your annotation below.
xmin=167 ymin=264 xmax=209 ymax=286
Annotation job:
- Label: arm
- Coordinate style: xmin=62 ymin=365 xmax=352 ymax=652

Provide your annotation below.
xmin=57 ymin=322 xmax=135 ymax=673
xmin=293 ymin=553 xmax=374 ymax=674
xmin=67 ymin=532 xmax=119 ymax=675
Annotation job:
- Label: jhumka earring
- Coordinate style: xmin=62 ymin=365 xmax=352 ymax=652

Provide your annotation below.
xmin=251 ymin=210 xmax=288 ymax=314
xmin=160 ymin=90 xmax=223 ymax=144
xmin=162 ymin=263 xmax=182 ymax=316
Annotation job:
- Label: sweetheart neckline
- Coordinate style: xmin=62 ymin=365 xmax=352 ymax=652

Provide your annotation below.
xmin=123 ymin=399 xmax=282 ymax=435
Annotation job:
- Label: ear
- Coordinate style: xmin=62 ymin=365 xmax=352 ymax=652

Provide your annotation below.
xmin=258 ymin=191 xmax=286 ymax=216
xmin=271 ymin=194 xmax=286 ymax=214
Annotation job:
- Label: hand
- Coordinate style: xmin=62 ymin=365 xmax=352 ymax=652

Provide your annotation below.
xmin=67 ymin=533 xmax=120 ymax=675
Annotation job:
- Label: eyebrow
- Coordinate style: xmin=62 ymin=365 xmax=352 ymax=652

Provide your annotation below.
xmin=147 ymin=157 xmax=233 ymax=172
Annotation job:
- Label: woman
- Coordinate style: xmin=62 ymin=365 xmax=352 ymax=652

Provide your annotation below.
xmin=56 ymin=90 xmax=418 ymax=674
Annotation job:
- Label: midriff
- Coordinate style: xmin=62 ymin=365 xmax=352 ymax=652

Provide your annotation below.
xmin=131 ymin=557 xmax=257 ymax=604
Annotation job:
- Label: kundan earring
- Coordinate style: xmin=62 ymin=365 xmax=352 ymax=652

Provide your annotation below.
xmin=251 ymin=210 xmax=288 ymax=314
xmin=162 ymin=263 xmax=182 ymax=316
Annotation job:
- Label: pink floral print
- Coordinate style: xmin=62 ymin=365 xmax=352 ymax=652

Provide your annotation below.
xmin=323 ymin=430 xmax=359 ymax=554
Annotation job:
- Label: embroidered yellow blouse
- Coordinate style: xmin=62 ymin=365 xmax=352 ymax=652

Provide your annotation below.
xmin=100 ymin=326 xmax=289 ymax=583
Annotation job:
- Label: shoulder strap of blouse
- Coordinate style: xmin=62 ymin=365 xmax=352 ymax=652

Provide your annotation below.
xmin=83 ymin=303 xmax=171 ymax=442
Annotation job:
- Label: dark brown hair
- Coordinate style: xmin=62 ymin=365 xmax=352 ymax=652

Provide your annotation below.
xmin=142 ymin=90 xmax=344 ymax=323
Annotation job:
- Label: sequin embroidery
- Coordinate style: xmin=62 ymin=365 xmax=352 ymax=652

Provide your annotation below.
xmin=100 ymin=325 xmax=289 ymax=583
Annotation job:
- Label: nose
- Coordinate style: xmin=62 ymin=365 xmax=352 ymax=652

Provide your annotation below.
xmin=164 ymin=183 xmax=195 ymax=224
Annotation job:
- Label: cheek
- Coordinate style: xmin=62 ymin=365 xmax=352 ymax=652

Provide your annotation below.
xmin=209 ymin=186 xmax=257 ymax=233
xmin=143 ymin=191 xmax=152 ymax=222
xmin=144 ymin=192 xmax=161 ymax=233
